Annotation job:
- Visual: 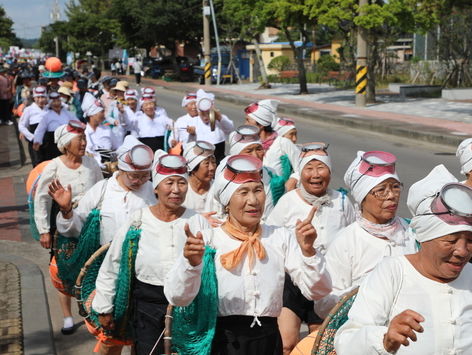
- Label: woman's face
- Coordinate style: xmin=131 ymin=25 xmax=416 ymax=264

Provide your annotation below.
xmin=240 ymin=143 xmax=265 ymax=161
xmin=127 ymin=98 xmax=137 ymax=110
xmin=142 ymin=101 xmax=156 ymax=117
xmin=35 ymin=96 xmax=48 ymax=108
xmin=228 ymin=181 xmax=266 ymax=228
xmin=421 ymin=231 xmax=472 ymax=282
xmin=90 ymin=111 xmax=105 ymax=125
xmin=121 ymin=170 xmax=150 ymax=191
xmin=192 ymin=156 xmax=216 ymax=183
xmin=50 ymin=98 xmax=62 ymax=110
xmin=156 ymin=176 xmax=188 ymax=209
xmin=186 ymin=101 xmax=198 ymax=117
xmin=283 ymin=129 xmax=297 ymax=144
xmin=300 ymin=160 xmax=331 ymax=197
xmin=66 ymin=134 xmax=86 ymax=157
xmin=361 ymin=178 xmax=401 ymax=224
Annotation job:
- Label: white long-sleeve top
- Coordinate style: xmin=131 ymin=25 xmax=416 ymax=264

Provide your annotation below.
xmin=266 ymin=188 xmax=355 ymax=255
xmin=164 ymin=225 xmax=332 ymax=319
xmin=33 ymin=156 xmax=103 ymax=234
xmin=33 ymin=107 xmax=76 ymax=144
xmin=129 ymin=107 xmax=172 ymax=138
xmin=18 ymin=103 xmax=46 ymax=142
xmin=170 ymin=113 xmax=234 ymax=145
xmin=56 ymin=171 xmax=156 ymax=244
xmin=169 ymin=113 xmax=197 ymax=144
xmin=104 ymin=100 xmax=127 ymax=150
xmin=92 ymin=207 xmax=209 ymax=314
xmin=335 ymin=256 xmax=472 ymax=355
xmin=183 ymin=185 xmax=210 ymax=214
xmin=314 ymin=220 xmax=418 ymax=318
xmin=263 ymin=136 xmax=301 ymax=175
xmin=85 ymin=123 xmax=113 ymax=167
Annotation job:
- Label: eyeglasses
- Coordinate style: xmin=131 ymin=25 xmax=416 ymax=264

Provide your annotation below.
xmin=125 ymin=171 xmax=150 ymax=182
xmin=370 ymin=182 xmax=403 ymax=200
xmin=417 ymin=183 xmax=472 ymax=225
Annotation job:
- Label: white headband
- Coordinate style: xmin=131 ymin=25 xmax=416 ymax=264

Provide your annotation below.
xmin=116 ymin=135 xmax=153 ymax=172
xmin=54 ymin=124 xmax=82 ymax=153
xmin=456 ymin=138 xmax=472 ymax=175
xmin=246 ymin=99 xmax=279 ymax=126
xmin=183 ymin=141 xmax=215 ymax=172
xmin=299 ymin=154 xmax=332 ymax=173
xmin=408 ymin=164 xmax=472 ymax=242
xmin=152 ymin=150 xmax=188 ymax=189
xmin=274 ymin=118 xmax=296 ymax=137
xmin=81 ymin=92 xmax=103 ymax=118
xmin=344 ymin=150 xmax=400 ymax=204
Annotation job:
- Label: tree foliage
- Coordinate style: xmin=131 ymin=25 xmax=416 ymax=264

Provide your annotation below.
xmin=0 ymin=6 xmax=21 ymax=49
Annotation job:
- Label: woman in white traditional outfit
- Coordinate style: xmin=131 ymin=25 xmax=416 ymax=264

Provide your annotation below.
xmin=205 ymin=125 xmax=275 ymax=220
xmin=18 ymin=86 xmax=48 ymax=167
xmin=33 ymin=91 xmax=76 ymax=162
xmin=165 ymin=154 xmax=331 ymax=355
xmin=33 ymin=120 xmax=102 ymax=335
xmin=456 ymin=137 xmax=472 ymax=187
xmin=129 ymin=92 xmax=173 ymax=152
xmin=81 ymin=92 xmax=112 ymax=167
xmin=244 ymin=99 xmax=279 ymax=151
xmin=182 ymin=140 xmax=216 ymax=213
xmin=92 ymin=151 xmax=208 ymax=355
xmin=335 ymin=164 xmax=472 ymax=355
xmin=169 ymin=92 xmax=199 ymax=148
xmin=51 ymin=135 xmax=156 ymax=247
xmin=315 ymin=151 xmax=418 ymax=319
xmin=104 ymin=81 xmax=128 ymax=150
xmin=266 ymin=143 xmax=355 ymax=354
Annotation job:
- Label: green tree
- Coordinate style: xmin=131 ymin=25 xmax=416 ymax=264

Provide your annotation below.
xmin=307 ymin=0 xmax=446 ymax=101
xmin=38 ymin=21 xmax=70 ymax=58
xmin=0 ymin=6 xmax=21 ymax=49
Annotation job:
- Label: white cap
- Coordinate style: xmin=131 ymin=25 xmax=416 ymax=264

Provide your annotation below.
xmin=245 ymin=99 xmax=279 ymax=126
xmin=181 ymin=93 xmax=197 ymax=107
xmin=116 ymin=136 xmax=153 ymax=172
xmin=81 ymin=92 xmax=104 ymax=117
xmin=456 ymin=138 xmax=472 ymax=175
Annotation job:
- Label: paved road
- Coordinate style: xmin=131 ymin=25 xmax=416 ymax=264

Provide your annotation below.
xmin=154 ymin=87 xmax=458 ymax=216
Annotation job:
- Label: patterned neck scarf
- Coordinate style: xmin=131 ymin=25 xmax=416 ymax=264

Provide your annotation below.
xmin=356 ymin=211 xmax=406 ymax=244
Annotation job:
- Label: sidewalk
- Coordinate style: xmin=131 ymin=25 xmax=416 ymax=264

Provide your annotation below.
xmin=128 ymin=74 xmax=472 ymax=147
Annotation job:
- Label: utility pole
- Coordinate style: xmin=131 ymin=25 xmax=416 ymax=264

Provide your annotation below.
xmin=355 ymin=0 xmax=368 ymax=107
xmin=51 ymin=0 xmax=61 ymax=58
xmin=203 ymin=0 xmax=211 ymax=85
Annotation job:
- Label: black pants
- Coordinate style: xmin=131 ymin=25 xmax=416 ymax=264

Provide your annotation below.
xmin=138 ymin=136 xmax=164 ymax=153
xmin=135 ymin=73 xmax=141 ymax=85
xmin=211 ymin=316 xmax=282 ymax=355
xmin=133 ymin=279 xmax=168 ymax=355
xmin=214 ymin=141 xmax=226 ymax=165
xmin=27 ymin=123 xmax=42 ymax=167
xmin=40 ymin=131 xmax=61 ymax=162
xmin=0 ymin=98 xmax=11 ymax=123
xmin=283 ymin=273 xmax=323 ymax=324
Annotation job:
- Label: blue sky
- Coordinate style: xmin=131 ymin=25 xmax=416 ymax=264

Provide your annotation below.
xmin=1 ymin=0 xmax=68 ymax=39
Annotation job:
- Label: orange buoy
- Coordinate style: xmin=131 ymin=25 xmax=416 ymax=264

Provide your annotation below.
xmin=289 ymin=330 xmax=320 ymax=355
xmin=26 ymin=160 xmax=50 ymax=194
xmin=45 ymin=57 xmax=63 ymax=73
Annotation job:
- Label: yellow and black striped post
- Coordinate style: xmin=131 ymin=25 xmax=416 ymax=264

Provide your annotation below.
xmin=204 ymin=62 xmax=211 ymax=80
xmin=355 ymin=65 xmax=367 ymax=95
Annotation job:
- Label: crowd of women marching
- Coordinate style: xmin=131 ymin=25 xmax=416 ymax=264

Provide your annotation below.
xmin=20 ymin=57 xmax=472 ymax=355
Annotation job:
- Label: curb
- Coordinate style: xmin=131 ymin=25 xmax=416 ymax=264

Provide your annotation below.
xmin=0 ymin=253 xmax=56 ymax=355
xmin=157 ymin=82 xmax=464 ymax=148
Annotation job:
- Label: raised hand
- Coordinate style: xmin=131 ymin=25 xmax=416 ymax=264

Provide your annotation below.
xmin=183 ymin=223 xmax=205 ymax=267
xmin=186 ymin=125 xmax=196 ymax=135
xmin=201 ymin=211 xmax=223 ymax=228
xmin=383 ymin=309 xmax=424 ymax=353
xmin=295 ymin=207 xmax=318 ymax=257
xmin=48 ymin=179 xmax=72 ymax=211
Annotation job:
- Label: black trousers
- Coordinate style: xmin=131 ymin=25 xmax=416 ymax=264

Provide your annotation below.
xmin=27 ymin=123 xmax=42 ymax=167
xmin=138 ymin=136 xmax=164 ymax=153
xmin=214 ymin=141 xmax=226 ymax=165
xmin=133 ymin=279 xmax=168 ymax=355
xmin=0 ymin=98 xmax=11 ymax=123
xmin=40 ymin=131 xmax=61 ymax=162
xmin=135 ymin=73 xmax=142 ymax=85
xmin=211 ymin=316 xmax=282 ymax=355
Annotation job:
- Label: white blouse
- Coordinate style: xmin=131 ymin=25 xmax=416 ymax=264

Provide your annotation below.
xmin=85 ymin=123 xmax=113 ymax=167
xmin=18 ymin=103 xmax=46 ymax=142
xmin=130 ymin=107 xmax=173 ymax=138
xmin=169 ymin=113 xmax=197 ymax=144
xmin=33 ymin=156 xmax=103 ymax=234
xmin=183 ymin=185 xmax=209 ymax=213
xmin=164 ymin=225 xmax=332 ymax=320
xmin=104 ymin=100 xmax=127 ymax=150
xmin=56 ymin=172 xmax=156 ymax=244
xmin=33 ymin=107 xmax=76 ymax=144
xmin=314 ymin=220 xmax=418 ymax=318
xmin=170 ymin=113 xmax=234 ymax=145
xmin=92 ymin=207 xmax=209 ymax=314
xmin=266 ymin=188 xmax=355 ymax=255
xmin=335 ymin=256 xmax=472 ymax=355
xmin=263 ymin=136 xmax=301 ymax=176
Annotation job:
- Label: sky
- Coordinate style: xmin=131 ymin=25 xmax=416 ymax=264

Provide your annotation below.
xmin=1 ymin=0 xmax=68 ymax=39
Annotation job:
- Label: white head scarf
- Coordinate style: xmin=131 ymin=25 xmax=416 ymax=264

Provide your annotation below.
xmin=228 ymin=131 xmax=262 ymax=156
xmin=152 ymin=150 xmax=188 ymax=189
xmin=183 ymin=141 xmax=215 ymax=172
xmin=456 ymin=138 xmax=472 ymax=176
xmin=299 ymin=153 xmax=332 ymax=173
xmin=116 ymin=135 xmax=153 ymax=172
xmin=344 ymin=150 xmax=400 ymax=205
xmin=246 ymin=99 xmax=279 ymax=126
xmin=408 ymin=164 xmax=472 ymax=242
xmin=274 ymin=117 xmax=296 ymax=137
xmin=81 ymin=92 xmax=104 ymax=118
xmin=196 ymin=89 xmax=215 ymax=111
xmin=182 ymin=93 xmax=197 ymax=107
xmin=124 ymin=89 xmax=138 ymax=101
xmin=54 ymin=121 xmax=85 ymax=153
